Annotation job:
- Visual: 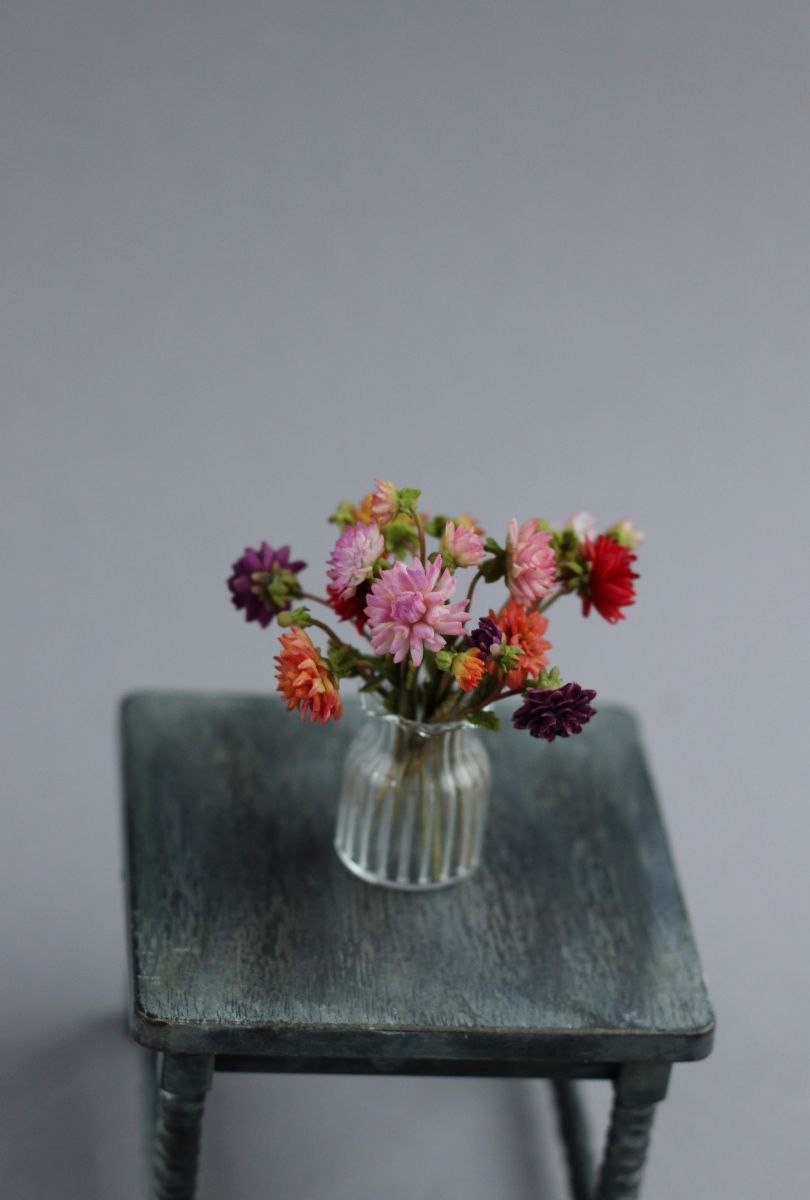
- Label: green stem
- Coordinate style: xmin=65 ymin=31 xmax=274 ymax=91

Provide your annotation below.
xmin=399 ymin=660 xmax=409 ymax=718
xmin=430 ymin=670 xmax=453 ymax=718
xmin=465 ymin=569 xmax=484 ymax=610
xmin=451 ymin=685 xmax=525 ymax=721
xmin=416 ymin=514 xmax=427 ymax=564
xmin=300 ymin=591 xmax=333 ymax=608
xmin=432 ymin=780 xmax=442 ymax=882
xmin=537 ymin=587 xmax=566 ymax=614
xmin=306 ymin=617 xmax=379 ymax=683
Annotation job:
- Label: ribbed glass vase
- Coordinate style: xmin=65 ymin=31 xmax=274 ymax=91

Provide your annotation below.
xmin=334 ymin=695 xmax=491 ymax=890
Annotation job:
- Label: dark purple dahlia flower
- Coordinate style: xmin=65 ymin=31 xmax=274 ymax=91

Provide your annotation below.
xmin=227 ymin=542 xmax=307 ymax=627
xmin=468 ymin=616 xmax=503 ymax=658
xmin=512 ymin=683 xmax=597 ymax=742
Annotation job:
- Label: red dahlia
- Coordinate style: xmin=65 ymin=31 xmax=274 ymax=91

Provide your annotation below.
xmin=327 ymin=582 xmax=370 ymax=634
xmin=579 ymin=535 xmax=639 ymax=624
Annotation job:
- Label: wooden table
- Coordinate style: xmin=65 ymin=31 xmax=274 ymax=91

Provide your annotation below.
xmin=121 ymin=692 xmax=714 ymax=1199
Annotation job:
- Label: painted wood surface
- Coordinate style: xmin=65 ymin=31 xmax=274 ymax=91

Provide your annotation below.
xmin=121 ymin=693 xmax=713 ymax=1065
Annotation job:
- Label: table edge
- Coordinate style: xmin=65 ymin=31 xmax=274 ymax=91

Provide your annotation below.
xmin=129 ymin=1002 xmax=715 ymax=1063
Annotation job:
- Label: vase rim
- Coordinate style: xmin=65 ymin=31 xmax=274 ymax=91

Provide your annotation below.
xmin=359 ymin=691 xmax=483 ymax=736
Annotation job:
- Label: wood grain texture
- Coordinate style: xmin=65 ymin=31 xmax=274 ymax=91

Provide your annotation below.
xmin=121 ymin=692 xmax=714 ymax=1067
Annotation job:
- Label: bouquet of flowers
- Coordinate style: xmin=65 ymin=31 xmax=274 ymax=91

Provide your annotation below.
xmin=227 ymin=482 xmax=643 ymax=742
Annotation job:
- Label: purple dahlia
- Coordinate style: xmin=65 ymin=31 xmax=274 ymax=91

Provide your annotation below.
xmin=227 ymin=542 xmax=306 ymax=627
xmin=512 ymin=683 xmax=597 ymax=742
xmin=468 ymin=616 xmax=502 ymax=658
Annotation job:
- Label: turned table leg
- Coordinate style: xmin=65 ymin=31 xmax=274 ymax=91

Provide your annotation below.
xmin=594 ymin=1064 xmax=671 ymax=1200
xmin=153 ymin=1053 xmax=215 ymax=1200
xmin=551 ymin=1079 xmax=595 ymax=1200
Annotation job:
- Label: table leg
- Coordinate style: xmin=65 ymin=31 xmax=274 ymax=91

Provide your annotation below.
xmin=153 ymin=1053 xmax=215 ymax=1200
xmin=141 ymin=1049 xmax=158 ymax=1182
xmin=551 ymin=1079 xmax=594 ymax=1200
xmin=594 ymin=1064 xmax=671 ymax=1200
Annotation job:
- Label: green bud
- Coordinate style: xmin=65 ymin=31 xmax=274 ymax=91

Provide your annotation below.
xmin=494 ymin=643 xmax=525 ymax=672
xmin=424 ymin=514 xmax=449 ymax=538
xmin=531 ymin=666 xmax=563 ymax=691
xmin=479 ymin=550 xmax=506 ymax=583
xmin=397 ymin=486 xmax=422 ymax=515
xmin=328 ymin=500 xmax=358 ymax=530
xmin=435 ymin=650 xmax=455 ymax=672
xmin=278 ymin=606 xmax=311 ymax=629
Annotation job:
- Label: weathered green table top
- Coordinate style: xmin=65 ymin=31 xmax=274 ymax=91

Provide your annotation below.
xmin=121 ymin=692 xmax=713 ymax=1069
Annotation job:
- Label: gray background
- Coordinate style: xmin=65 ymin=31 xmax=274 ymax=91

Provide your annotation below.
xmin=2 ymin=1 xmax=809 ymax=1196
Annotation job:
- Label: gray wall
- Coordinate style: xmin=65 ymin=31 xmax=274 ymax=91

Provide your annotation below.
xmin=2 ymin=2 xmax=808 ymax=1196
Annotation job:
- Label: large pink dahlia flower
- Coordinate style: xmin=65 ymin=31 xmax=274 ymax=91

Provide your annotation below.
xmin=505 ymin=518 xmax=556 ymax=605
xmin=365 ymin=558 xmax=472 ymax=666
xmin=327 ymin=521 xmax=385 ymax=599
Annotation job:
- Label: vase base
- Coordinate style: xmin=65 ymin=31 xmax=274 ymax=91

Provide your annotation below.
xmin=334 ymin=843 xmax=480 ymax=891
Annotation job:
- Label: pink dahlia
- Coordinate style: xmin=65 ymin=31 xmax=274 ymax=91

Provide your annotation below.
xmin=365 ymin=558 xmax=472 ymax=666
xmin=505 ymin=518 xmax=556 ymax=606
xmin=327 ymin=521 xmax=385 ymax=600
xmin=371 ymin=479 xmax=400 ymax=526
xmin=441 ymin=520 xmax=485 ymax=568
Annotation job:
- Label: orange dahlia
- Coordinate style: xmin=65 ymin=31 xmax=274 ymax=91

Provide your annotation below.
xmin=275 ymin=628 xmax=343 ymax=723
xmin=353 ymin=493 xmax=375 ymax=524
xmin=490 ymin=601 xmax=552 ymax=689
xmin=451 ymin=647 xmax=486 ymax=693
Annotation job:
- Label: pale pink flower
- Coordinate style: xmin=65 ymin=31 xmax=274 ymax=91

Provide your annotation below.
xmin=327 ymin=521 xmax=385 ymax=599
xmin=505 ymin=518 xmax=556 ymax=606
xmin=371 ymin=479 xmax=399 ymax=526
xmin=568 ymin=511 xmax=598 ymax=542
xmin=441 ymin=520 xmax=485 ymax=568
xmin=365 ymin=558 xmax=472 ymax=666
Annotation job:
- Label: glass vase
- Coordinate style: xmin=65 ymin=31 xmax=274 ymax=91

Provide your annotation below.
xmin=334 ymin=695 xmax=492 ymax=890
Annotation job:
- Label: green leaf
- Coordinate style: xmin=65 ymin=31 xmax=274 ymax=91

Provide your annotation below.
xmin=466 ymin=710 xmax=500 ymax=732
